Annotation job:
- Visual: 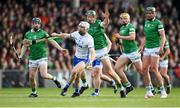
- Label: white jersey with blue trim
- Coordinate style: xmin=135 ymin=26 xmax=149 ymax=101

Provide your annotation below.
xmin=70 ymin=31 xmax=94 ymax=59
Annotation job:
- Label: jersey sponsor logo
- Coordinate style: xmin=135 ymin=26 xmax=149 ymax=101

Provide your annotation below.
xmin=145 ymin=24 xmax=154 ymax=28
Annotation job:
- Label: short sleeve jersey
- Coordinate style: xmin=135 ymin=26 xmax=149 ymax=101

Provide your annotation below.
xmin=119 ymin=23 xmax=138 ymax=53
xmin=70 ymin=31 xmax=94 ymax=59
xmin=144 ymin=18 xmax=164 ymax=48
xmin=24 ymin=29 xmax=49 ymax=60
xmin=88 ymin=19 xmax=107 ymax=50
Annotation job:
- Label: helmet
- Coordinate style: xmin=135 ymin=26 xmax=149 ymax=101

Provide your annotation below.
xmin=120 ymin=13 xmax=130 ymax=19
xmin=79 ymin=21 xmax=90 ymax=30
xmin=85 ymin=10 xmax=96 ymax=16
xmin=32 ymin=17 xmax=41 ymax=24
xmin=146 ymin=7 xmax=156 ymax=12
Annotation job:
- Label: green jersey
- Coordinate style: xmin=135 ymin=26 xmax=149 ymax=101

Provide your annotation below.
xmin=25 ymin=29 xmax=49 ymax=60
xmin=88 ymin=19 xmax=107 ymax=50
xmin=162 ymin=40 xmax=169 ymax=60
xmin=144 ymin=18 xmax=164 ymax=48
xmin=119 ymin=23 xmax=138 ymax=53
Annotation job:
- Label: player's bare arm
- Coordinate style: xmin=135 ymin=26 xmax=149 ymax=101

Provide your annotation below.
xmin=104 ymin=34 xmax=112 ymax=53
xmin=48 ymin=39 xmax=68 ymax=54
xmin=159 ymin=30 xmax=166 ymax=54
xmin=160 ymin=48 xmax=170 ymax=61
xmin=51 ymin=33 xmax=71 ymax=39
xmin=101 ymin=4 xmax=110 ymax=27
xmin=113 ymin=32 xmax=135 ymax=40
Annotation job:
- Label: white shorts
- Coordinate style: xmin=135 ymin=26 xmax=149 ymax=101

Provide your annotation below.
xmin=121 ymin=51 xmax=141 ymax=63
xmin=29 ymin=58 xmax=48 ymax=68
xmin=143 ymin=47 xmax=160 ymax=57
xmin=159 ymin=59 xmax=168 ymax=68
xmin=93 ymin=47 xmax=109 ymax=68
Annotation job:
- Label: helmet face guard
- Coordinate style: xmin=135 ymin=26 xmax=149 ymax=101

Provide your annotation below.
xmin=78 ymin=21 xmax=90 ymax=30
xmin=85 ymin=10 xmax=96 ymax=16
xmin=145 ymin=7 xmax=156 ymax=20
xmin=32 ymin=17 xmax=41 ymax=24
xmin=146 ymin=7 xmax=156 ymax=13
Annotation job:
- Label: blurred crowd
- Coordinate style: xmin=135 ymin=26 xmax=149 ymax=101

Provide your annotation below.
xmin=0 ymin=0 xmax=180 ymax=87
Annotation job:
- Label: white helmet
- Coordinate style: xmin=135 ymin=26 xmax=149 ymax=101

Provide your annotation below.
xmin=78 ymin=21 xmax=90 ymax=30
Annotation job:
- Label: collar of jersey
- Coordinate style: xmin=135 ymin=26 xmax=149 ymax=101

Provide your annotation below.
xmin=31 ymin=29 xmax=40 ymax=32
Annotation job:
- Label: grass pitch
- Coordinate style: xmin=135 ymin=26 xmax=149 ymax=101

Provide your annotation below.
xmin=0 ymin=88 xmax=180 ymax=107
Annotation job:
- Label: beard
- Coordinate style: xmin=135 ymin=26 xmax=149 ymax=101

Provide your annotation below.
xmin=33 ymin=27 xmax=39 ymax=32
xmin=79 ymin=31 xmax=86 ymax=36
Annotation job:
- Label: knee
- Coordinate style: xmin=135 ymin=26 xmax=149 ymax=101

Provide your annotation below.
xmin=72 ymin=70 xmax=78 ymax=77
xmin=29 ymin=73 xmax=35 ymax=80
xmin=151 ymin=66 xmax=158 ymax=73
xmin=92 ymin=70 xmax=100 ymax=78
xmin=136 ymin=67 xmax=143 ymax=74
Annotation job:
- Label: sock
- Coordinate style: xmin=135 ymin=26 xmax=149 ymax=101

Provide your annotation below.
xmin=75 ymin=88 xmax=79 ymax=93
xmin=32 ymin=88 xmax=37 ymax=94
xmin=95 ymin=89 xmax=99 ymax=93
xmin=110 ymin=79 xmax=115 ymax=86
xmin=82 ymin=79 xmax=88 ymax=87
xmin=64 ymin=82 xmax=70 ymax=89
xmin=146 ymin=86 xmax=152 ymax=92
xmin=52 ymin=76 xmax=57 ymax=81
xmin=159 ymin=86 xmax=165 ymax=91
xmin=117 ymin=83 xmax=124 ymax=90
xmin=167 ymin=84 xmax=171 ymax=87
xmin=123 ymin=82 xmax=131 ymax=88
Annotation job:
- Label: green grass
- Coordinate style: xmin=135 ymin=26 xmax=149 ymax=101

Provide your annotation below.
xmin=0 ymin=88 xmax=180 ymax=107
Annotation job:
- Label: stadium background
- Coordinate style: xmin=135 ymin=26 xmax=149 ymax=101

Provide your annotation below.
xmin=0 ymin=0 xmax=180 ymax=89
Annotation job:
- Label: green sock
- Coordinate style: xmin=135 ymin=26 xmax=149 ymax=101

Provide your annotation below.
xmin=123 ymin=82 xmax=131 ymax=88
xmin=117 ymin=83 xmax=124 ymax=90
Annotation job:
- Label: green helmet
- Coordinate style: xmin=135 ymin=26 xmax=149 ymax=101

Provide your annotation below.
xmin=146 ymin=7 xmax=156 ymax=12
xmin=85 ymin=10 xmax=96 ymax=16
xmin=32 ymin=17 xmax=41 ymax=24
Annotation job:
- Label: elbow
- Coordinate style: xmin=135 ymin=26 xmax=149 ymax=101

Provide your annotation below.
xmin=130 ymin=36 xmax=135 ymax=40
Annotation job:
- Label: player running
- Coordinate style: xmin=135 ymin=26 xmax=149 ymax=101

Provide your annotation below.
xmin=113 ymin=13 xmax=143 ymax=95
xmin=19 ymin=17 xmax=66 ymax=97
xmin=81 ymin=5 xmax=126 ymax=98
xmin=142 ymin=7 xmax=167 ymax=98
xmin=158 ymin=39 xmax=171 ymax=94
xmin=51 ymin=21 xmax=96 ymax=97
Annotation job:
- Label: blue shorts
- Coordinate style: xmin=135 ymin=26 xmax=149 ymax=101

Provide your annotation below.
xmin=73 ymin=56 xmax=88 ymax=66
xmin=92 ymin=59 xmax=102 ymax=68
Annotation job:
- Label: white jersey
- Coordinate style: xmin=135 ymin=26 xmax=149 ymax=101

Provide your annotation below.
xmin=70 ymin=31 xmax=94 ymax=59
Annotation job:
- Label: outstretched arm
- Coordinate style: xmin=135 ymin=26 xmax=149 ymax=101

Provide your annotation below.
xmin=49 ymin=39 xmax=68 ymax=53
xmin=104 ymin=33 xmax=112 ymax=53
xmin=101 ymin=4 xmax=110 ymax=27
xmin=19 ymin=45 xmax=27 ymax=59
xmin=51 ymin=33 xmax=71 ymax=39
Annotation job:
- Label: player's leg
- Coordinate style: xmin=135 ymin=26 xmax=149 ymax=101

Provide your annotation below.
xmin=28 ymin=67 xmax=38 ymax=97
xmin=101 ymin=58 xmax=126 ymax=98
xmin=142 ymin=55 xmax=154 ymax=98
xmin=159 ymin=59 xmax=171 ymax=94
xmin=159 ymin=66 xmax=171 ymax=94
xmin=91 ymin=67 xmax=101 ymax=96
xmin=79 ymin=70 xmax=89 ymax=95
xmin=39 ymin=59 xmax=61 ymax=88
xmin=72 ymin=72 xmax=80 ymax=97
xmin=61 ymin=61 xmax=86 ymax=96
xmin=150 ymin=55 xmax=167 ymax=98
xmin=100 ymin=73 xmax=117 ymax=93
xmin=115 ymin=56 xmax=133 ymax=95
